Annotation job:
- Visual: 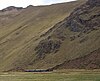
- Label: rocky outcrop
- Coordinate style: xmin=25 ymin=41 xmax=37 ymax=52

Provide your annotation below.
xmin=86 ymin=0 xmax=100 ymax=6
xmin=35 ymin=0 xmax=100 ymax=60
xmin=67 ymin=0 xmax=100 ymax=32
xmin=51 ymin=0 xmax=100 ymax=69
xmin=35 ymin=39 xmax=61 ymax=59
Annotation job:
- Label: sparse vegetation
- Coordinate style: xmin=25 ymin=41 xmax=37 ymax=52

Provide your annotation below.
xmin=0 ymin=0 xmax=100 ymax=72
xmin=0 ymin=70 xmax=100 ymax=81
xmin=0 ymin=0 xmax=87 ymax=71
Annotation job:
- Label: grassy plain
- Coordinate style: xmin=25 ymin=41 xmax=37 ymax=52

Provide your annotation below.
xmin=0 ymin=70 xmax=100 ymax=81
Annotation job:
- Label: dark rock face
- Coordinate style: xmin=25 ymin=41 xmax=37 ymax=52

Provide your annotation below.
xmin=35 ymin=39 xmax=61 ymax=59
xmin=86 ymin=0 xmax=100 ymax=6
xmin=67 ymin=0 xmax=100 ymax=32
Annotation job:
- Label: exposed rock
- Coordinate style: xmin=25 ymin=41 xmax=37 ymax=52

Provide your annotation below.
xmin=35 ymin=39 xmax=61 ymax=59
xmin=35 ymin=0 xmax=100 ymax=60
xmin=86 ymin=0 xmax=100 ymax=6
xmin=67 ymin=0 xmax=100 ymax=32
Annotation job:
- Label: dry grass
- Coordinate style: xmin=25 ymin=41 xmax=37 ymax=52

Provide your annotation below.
xmin=0 ymin=0 xmax=93 ymax=71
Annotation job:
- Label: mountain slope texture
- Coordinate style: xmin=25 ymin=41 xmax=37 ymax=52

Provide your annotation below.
xmin=0 ymin=0 xmax=100 ymax=71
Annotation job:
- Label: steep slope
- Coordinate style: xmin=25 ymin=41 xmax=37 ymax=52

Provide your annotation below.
xmin=0 ymin=6 xmax=23 ymax=27
xmin=0 ymin=0 xmax=87 ymax=71
xmin=34 ymin=0 xmax=100 ymax=70
xmin=52 ymin=0 xmax=100 ymax=70
xmin=52 ymin=48 xmax=100 ymax=70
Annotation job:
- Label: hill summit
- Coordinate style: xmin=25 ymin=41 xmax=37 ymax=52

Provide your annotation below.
xmin=1 ymin=6 xmax=23 ymax=12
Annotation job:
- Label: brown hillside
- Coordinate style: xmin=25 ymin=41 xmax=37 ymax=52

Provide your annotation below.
xmin=34 ymin=0 xmax=100 ymax=70
xmin=52 ymin=48 xmax=100 ymax=70
xmin=0 ymin=0 xmax=87 ymax=71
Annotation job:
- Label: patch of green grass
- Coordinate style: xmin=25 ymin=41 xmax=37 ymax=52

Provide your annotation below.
xmin=0 ymin=70 xmax=100 ymax=81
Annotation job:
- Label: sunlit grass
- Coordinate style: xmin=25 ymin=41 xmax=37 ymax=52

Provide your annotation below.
xmin=0 ymin=70 xmax=100 ymax=81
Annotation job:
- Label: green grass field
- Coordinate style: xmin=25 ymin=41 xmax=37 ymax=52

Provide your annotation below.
xmin=0 ymin=70 xmax=100 ymax=81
